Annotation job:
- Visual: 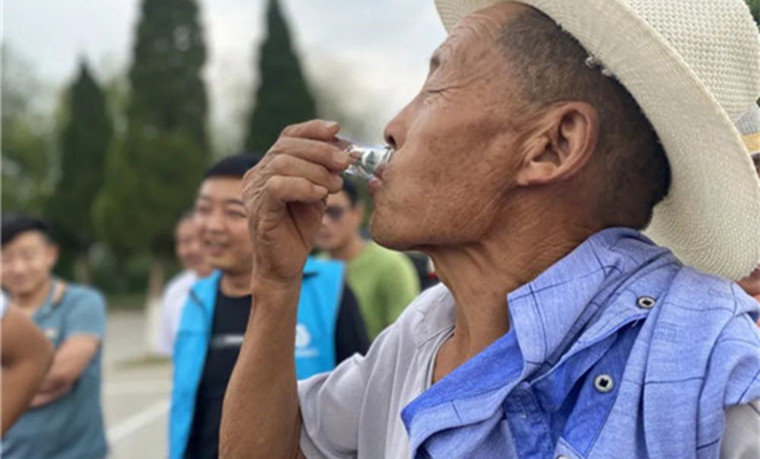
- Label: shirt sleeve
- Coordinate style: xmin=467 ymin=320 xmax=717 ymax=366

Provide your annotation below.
xmin=299 ymin=313 xmax=405 ymax=458
xmin=62 ymin=288 xmax=107 ymax=342
xmin=381 ymin=254 xmax=420 ymax=326
xmin=720 ymin=401 xmax=760 ymax=459
xmin=334 ymin=286 xmax=370 ymax=363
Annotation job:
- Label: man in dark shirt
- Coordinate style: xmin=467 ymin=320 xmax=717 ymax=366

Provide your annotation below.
xmin=169 ymin=154 xmax=369 ymax=459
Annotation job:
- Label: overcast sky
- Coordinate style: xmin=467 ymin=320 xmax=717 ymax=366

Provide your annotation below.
xmin=4 ymin=0 xmax=447 ymax=152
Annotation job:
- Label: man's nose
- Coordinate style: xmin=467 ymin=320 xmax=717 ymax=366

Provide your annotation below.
xmin=384 ymin=97 xmax=416 ymax=149
xmin=203 ymin=209 xmax=226 ymax=233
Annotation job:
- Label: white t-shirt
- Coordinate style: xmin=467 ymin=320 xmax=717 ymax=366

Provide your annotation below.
xmin=158 ymin=270 xmax=198 ymax=356
xmin=298 ymin=285 xmax=454 ymax=458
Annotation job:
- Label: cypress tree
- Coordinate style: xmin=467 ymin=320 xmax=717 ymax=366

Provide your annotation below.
xmin=244 ymin=0 xmax=316 ymax=154
xmin=48 ymin=60 xmax=113 ymax=281
xmin=1 ymin=46 xmax=52 ymax=214
xmin=95 ymin=0 xmax=209 ymax=310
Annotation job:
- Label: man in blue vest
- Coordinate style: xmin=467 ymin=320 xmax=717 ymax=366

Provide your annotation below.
xmin=169 ymin=154 xmax=369 ymax=459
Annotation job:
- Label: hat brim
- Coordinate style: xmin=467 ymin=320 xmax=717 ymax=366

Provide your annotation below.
xmin=435 ymin=0 xmax=760 ymax=279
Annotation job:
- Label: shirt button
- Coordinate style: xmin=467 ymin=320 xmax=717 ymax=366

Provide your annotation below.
xmin=637 ymin=296 xmax=656 ymax=309
xmin=594 ymin=374 xmax=615 ymax=393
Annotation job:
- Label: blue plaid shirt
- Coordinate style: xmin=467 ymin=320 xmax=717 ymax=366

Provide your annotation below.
xmin=401 ymin=228 xmax=760 ymax=458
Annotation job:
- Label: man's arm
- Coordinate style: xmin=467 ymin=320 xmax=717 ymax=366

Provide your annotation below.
xmin=30 ymin=335 xmax=100 ymax=407
xmin=1 ymin=308 xmax=54 ymax=434
xmin=220 ymin=120 xmax=349 ymax=459
xmin=31 ymin=287 xmax=107 ymax=407
xmin=221 ymin=278 xmax=306 ymax=459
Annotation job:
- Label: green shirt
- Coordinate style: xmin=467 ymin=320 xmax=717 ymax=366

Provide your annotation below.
xmin=346 ymin=242 xmax=420 ymax=340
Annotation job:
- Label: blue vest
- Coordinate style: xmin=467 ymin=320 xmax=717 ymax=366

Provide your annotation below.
xmin=168 ymin=258 xmax=344 ymax=459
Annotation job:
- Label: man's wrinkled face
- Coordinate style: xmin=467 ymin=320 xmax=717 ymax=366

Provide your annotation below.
xmin=371 ymin=3 xmax=531 ymax=250
xmin=175 ymin=218 xmax=210 ymax=275
xmin=1 ymin=231 xmax=57 ymax=298
xmin=194 ymin=177 xmax=252 ymax=275
xmin=314 ymin=192 xmax=363 ymax=252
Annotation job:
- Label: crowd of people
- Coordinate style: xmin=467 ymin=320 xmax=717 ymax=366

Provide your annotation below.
xmin=3 ymin=0 xmax=760 ymax=458
xmin=0 ymin=157 xmax=426 ymax=458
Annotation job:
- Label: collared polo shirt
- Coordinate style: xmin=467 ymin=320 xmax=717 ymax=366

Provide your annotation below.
xmin=2 ymin=282 xmax=108 ymax=459
xmin=297 ymin=228 xmax=760 ymax=458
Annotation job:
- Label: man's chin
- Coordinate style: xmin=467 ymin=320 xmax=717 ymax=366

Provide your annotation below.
xmin=6 ymin=283 xmax=39 ymax=298
xmin=206 ymin=255 xmax=233 ymax=272
xmin=370 ymin=223 xmax=417 ymax=252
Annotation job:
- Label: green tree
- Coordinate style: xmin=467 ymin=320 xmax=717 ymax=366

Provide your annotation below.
xmin=95 ymin=0 xmax=209 ymax=321
xmin=244 ymin=0 xmax=316 ymax=154
xmin=1 ymin=46 xmax=54 ymax=214
xmin=47 ymin=60 xmax=113 ymax=282
xmin=748 ymin=0 xmax=759 ymax=25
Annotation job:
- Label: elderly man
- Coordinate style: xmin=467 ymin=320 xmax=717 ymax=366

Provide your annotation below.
xmin=221 ymin=0 xmax=760 ymax=458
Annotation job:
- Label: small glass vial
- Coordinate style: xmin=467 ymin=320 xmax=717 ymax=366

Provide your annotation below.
xmin=336 ymin=139 xmax=395 ymax=180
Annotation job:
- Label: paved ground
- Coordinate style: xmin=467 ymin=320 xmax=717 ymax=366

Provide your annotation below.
xmin=103 ymin=310 xmax=170 ymax=458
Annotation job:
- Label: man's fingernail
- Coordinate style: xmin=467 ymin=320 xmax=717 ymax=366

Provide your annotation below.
xmin=325 ymin=121 xmax=339 ymax=129
xmin=333 ymin=151 xmax=349 ymax=166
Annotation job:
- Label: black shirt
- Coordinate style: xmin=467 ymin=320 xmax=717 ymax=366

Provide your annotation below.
xmin=185 ymin=285 xmax=368 ymax=459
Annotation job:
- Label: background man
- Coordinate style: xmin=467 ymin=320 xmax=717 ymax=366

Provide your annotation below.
xmin=169 ymin=154 xmax=369 ymax=459
xmin=1 ymin=295 xmax=53 ymax=435
xmin=1 ymin=215 xmax=108 ymax=459
xmin=315 ymin=180 xmax=419 ymax=339
xmin=157 ymin=213 xmax=212 ymax=356
xmin=220 ymin=0 xmax=760 ymax=458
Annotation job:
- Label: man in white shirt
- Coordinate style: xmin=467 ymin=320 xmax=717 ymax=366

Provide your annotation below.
xmin=157 ymin=213 xmax=212 ymax=356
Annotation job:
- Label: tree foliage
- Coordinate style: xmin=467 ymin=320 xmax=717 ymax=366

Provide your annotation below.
xmin=748 ymin=0 xmax=759 ymax=25
xmin=244 ymin=0 xmax=316 ymax=154
xmin=95 ymin=0 xmax=209 ymax=261
xmin=48 ymin=60 xmax=113 ymax=257
xmin=1 ymin=46 xmax=54 ymax=214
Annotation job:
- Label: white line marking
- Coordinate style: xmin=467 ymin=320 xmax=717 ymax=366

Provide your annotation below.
xmin=107 ymin=399 xmax=169 ymax=444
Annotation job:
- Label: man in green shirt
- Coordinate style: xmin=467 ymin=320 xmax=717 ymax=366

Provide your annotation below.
xmin=315 ymin=181 xmax=420 ymax=339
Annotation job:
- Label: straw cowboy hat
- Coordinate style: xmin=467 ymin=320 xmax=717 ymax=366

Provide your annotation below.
xmin=435 ymin=0 xmax=760 ymax=280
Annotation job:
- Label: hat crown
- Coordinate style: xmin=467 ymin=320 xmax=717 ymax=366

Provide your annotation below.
xmin=622 ymin=0 xmax=760 ymax=122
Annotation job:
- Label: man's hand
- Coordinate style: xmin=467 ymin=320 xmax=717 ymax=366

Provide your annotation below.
xmin=221 ymin=120 xmax=348 ymax=459
xmin=30 ymin=335 xmax=100 ymax=407
xmin=242 ymin=120 xmax=350 ymax=284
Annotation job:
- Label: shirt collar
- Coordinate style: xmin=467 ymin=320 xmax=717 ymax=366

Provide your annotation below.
xmin=507 ymin=227 xmax=675 ymax=367
xmin=402 ymin=228 xmax=679 ymax=442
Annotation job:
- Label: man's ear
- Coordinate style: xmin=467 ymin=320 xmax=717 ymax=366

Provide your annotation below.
xmin=515 ymin=102 xmax=599 ymax=187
